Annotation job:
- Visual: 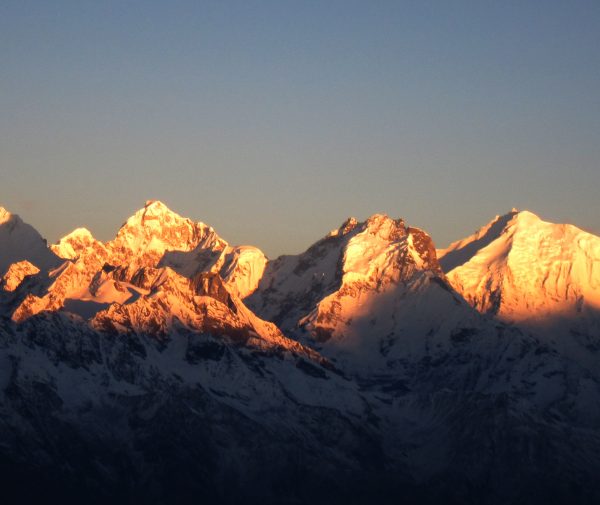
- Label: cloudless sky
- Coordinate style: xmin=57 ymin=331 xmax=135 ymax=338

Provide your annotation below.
xmin=1 ymin=0 xmax=599 ymax=257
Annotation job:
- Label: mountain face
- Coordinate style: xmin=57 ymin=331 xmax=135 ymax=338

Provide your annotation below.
xmin=0 ymin=292 xmax=378 ymax=505
xmin=1 ymin=203 xmax=600 ymax=504
xmin=439 ymin=209 xmax=600 ymax=319
xmin=0 ymin=261 xmax=40 ymax=292
xmin=247 ymin=214 xmax=485 ymax=376
xmin=51 ymin=227 xmax=110 ymax=264
xmin=0 ymin=207 xmax=61 ymax=277
xmin=104 ymin=200 xmax=267 ymax=299
xmin=439 ymin=210 xmax=600 ymax=364
xmin=8 ymin=201 xmax=267 ymax=323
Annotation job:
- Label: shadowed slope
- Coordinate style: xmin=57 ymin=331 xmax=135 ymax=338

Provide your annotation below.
xmin=437 ymin=209 xmax=518 ymax=272
xmin=0 ymin=207 xmax=61 ymax=277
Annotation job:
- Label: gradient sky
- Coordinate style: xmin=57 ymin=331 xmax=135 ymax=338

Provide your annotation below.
xmin=1 ymin=1 xmax=599 ymax=257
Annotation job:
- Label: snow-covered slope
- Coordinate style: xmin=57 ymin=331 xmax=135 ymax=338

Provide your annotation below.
xmin=0 ymin=260 xmax=40 ymax=292
xmin=440 ymin=210 xmax=600 ymax=322
xmin=106 ymin=200 xmax=266 ymax=298
xmin=437 ymin=209 xmax=519 ymax=272
xmin=6 ymin=201 xmax=267 ymax=322
xmin=0 ymin=206 xmax=61 ymax=276
xmin=11 ymin=260 xmax=100 ymax=322
xmin=106 ymin=200 xmax=228 ymax=271
xmin=51 ymin=227 xmax=109 ymax=263
xmin=439 ymin=210 xmax=600 ymax=368
xmin=91 ymin=268 xmax=321 ymax=361
xmin=247 ymin=214 xmax=485 ymax=375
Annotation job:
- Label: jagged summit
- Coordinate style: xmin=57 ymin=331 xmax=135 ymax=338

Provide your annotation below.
xmin=103 ymin=201 xmax=266 ymax=298
xmin=129 ymin=199 xmax=185 ymax=224
xmin=247 ymin=213 xmax=464 ymax=372
xmin=107 ymin=201 xmax=226 ymax=270
xmin=6 ymin=202 xmax=268 ymax=321
xmin=329 ymin=216 xmax=359 ymax=237
xmin=117 ymin=200 xmax=209 ymax=242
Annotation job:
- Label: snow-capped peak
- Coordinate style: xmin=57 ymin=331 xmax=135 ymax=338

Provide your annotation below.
xmin=442 ymin=209 xmax=600 ymax=326
xmin=247 ymin=213 xmax=456 ymax=371
xmin=66 ymin=227 xmax=94 ymax=239
xmin=51 ymin=227 xmax=104 ymax=260
xmin=3 ymin=203 xmax=268 ymax=322
xmin=129 ymin=200 xmax=182 ymax=224
xmin=107 ymin=201 xmax=226 ymax=268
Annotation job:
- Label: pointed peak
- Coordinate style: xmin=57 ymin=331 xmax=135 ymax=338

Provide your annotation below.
xmin=144 ymin=199 xmax=170 ymax=211
xmin=62 ymin=227 xmax=94 ymax=240
xmin=140 ymin=199 xmax=178 ymax=216
xmin=125 ymin=200 xmax=188 ymax=228
xmin=510 ymin=209 xmax=542 ymax=227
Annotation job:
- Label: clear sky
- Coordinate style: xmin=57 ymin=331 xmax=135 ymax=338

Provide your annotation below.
xmin=1 ymin=1 xmax=599 ymax=257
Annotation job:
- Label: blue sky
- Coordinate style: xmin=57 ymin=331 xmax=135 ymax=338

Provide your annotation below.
xmin=1 ymin=1 xmax=599 ymax=256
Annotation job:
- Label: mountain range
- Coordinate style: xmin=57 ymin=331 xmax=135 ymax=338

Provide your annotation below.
xmin=1 ymin=200 xmax=599 ymax=504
